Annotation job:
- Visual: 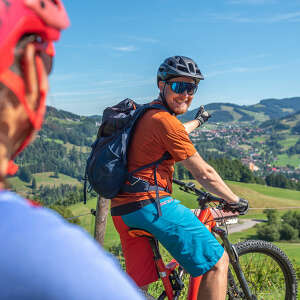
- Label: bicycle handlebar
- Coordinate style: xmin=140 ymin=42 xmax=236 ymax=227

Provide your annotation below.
xmin=172 ymin=178 xmax=227 ymax=210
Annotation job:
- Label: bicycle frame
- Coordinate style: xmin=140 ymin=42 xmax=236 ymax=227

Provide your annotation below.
xmin=143 ymin=206 xmax=255 ymax=300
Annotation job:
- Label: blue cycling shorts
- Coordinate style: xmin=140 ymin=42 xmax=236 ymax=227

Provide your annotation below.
xmin=120 ymin=196 xmax=224 ymax=278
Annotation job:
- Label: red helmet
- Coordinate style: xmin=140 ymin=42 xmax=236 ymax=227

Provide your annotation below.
xmin=0 ymin=0 xmax=70 ymax=174
xmin=0 ymin=0 xmax=70 ymax=73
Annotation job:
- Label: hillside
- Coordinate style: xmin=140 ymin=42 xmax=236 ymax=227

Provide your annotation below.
xmin=8 ymin=97 xmax=300 ymax=204
xmin=179 ymin=97 xmax=300 ymax=123
xmin=68 ymin=180 xmax=300 ymax=249
xmin=260 ymin=110 xmax=300 ymax=134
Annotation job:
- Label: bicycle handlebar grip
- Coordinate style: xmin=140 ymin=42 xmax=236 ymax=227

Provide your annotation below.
xmin=173 ymin=178 xmax=185 ymax=186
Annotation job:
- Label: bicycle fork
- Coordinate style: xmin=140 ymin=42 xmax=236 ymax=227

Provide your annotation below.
xmin=213 ymin=227 xmax=257 ymax=300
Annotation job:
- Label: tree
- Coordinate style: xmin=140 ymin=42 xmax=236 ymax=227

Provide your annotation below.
xmin=282 ymin=210 xmax=300 ymax=238
xmin=18 ymin=167 xmax=32 ymax=183
xmin=279 ymin=224 xmax=298 ymax=241
xmin=31 ymin=177 xmax=37 ymax=190
xmin=256 ymin=223 xmax=280 ymax=241
xmin=264 ymin=209 xmax=280 ymax=225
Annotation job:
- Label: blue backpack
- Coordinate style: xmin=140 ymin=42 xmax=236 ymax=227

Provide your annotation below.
xmin=84 ymin=99 xmax=171 ymax=216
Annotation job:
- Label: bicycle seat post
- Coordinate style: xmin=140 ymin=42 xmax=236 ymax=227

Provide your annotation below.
xmin=147 ymin=236 xmax=162 ymax=261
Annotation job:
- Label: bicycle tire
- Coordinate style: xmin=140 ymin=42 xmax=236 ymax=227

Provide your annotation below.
xmin=227 ymin=240 xmax=298 ymax=300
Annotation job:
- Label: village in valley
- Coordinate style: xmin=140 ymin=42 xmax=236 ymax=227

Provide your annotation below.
xmin=189 ymin=122 xmax=300 ymax=182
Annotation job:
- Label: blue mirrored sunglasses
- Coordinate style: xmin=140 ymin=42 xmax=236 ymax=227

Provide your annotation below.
xmin=165 ymin=81 xmax=198 ymax=95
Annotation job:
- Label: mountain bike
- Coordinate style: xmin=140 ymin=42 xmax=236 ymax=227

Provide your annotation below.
xmin=128 ymin=179 xmax=298 ymax=300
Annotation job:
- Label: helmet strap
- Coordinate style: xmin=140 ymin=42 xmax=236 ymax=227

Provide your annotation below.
xmin=0 ymin=56 xmax=47 ymax=175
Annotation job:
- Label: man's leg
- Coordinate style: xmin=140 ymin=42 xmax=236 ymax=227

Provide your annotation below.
xmin=197 ymin=251 xmax=229 ymax=300
xmin=112 ymin=216 xmax=158 ymax=287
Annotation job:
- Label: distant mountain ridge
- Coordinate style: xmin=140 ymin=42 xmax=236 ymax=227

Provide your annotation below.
xmin=179 ymin=97 xmax=300 ymax=123
xmin=45 ymin=96 xmax=300 ymax=125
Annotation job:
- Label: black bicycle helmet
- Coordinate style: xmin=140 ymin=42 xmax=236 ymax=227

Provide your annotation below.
xmin=157 ymin=56 xmax=204 ymax=87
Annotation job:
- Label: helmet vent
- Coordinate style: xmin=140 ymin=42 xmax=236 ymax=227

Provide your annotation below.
xmin=168 ymin=60 xmax=174 ymax=67
xmin=178 ymin=57 xmax=185 ymax=65
xmin=188 ymin=63 xmax=195 ymax=73
xmin=177 ymin=66 xmax=188 ymax=72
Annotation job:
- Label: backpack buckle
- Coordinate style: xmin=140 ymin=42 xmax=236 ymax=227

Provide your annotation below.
xmin=129 ymin=176 xmax=141 ymax=186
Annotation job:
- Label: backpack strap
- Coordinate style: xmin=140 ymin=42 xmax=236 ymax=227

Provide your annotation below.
xmin=121 ymin=103 xmax=171 ymax=217
xmin=121 ymin=152 xmax=171 ymax=217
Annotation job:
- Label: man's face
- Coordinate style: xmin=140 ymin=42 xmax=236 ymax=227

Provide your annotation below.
xmin=159 ymin=77 xmax=196 ymax=115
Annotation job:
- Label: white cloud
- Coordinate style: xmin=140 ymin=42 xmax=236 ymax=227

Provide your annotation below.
xmin=112 ymin=45 xmax=137 ymax=52
xmin=127 ymin=36 xmax=159 ymax=43
xmin=267 ymin=11 xmax=300 ymax=22
xmin=209 ymin=11 xmax=300 ymax=23
xmin=50 ymin=78 xmax=153 ymax=98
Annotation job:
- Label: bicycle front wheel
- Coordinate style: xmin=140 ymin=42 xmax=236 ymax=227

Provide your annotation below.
xmin=227 ymin=240 xmax=298 ymax=300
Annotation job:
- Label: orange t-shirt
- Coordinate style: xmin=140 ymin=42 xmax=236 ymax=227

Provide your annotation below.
xmin=111 ymin=106 xmax=197 ymax=208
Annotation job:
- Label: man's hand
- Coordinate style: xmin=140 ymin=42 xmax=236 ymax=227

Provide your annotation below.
xmin=194 ymin=106 xmax=211 ymax=127
xmin=223 ymin=198 xmax=249 ymax=215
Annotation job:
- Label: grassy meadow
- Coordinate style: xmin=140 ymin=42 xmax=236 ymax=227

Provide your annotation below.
xmin=8 ymin=172 xmax=81 ymax=198
xmin=69 ymin=180 xmax=300 ymax=297
xmin=68 ymin=181 xmax=300 ymax=258
xmin=8 ymin=174 xmax=300 ymax=292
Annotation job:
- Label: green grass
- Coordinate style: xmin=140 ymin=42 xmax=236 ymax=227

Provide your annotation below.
xmin=68 ymin=183 xmax=300 ymax=297
xmin=44 ymin=137 xmax=64 ymax=144
xmin=239 ymin=144 xmax=252 ymax=151
xmin=7 ymin=176 xmax=32 ymax=195
xmin=275 ymin=153 xmax=300 ymax=168
xmin=276 ymin=243 xmax=300 ymax=266
xmin=227 ymin=181 xmax=300 ymax=202
xmin=64 ymin=142 xmax=90 ymax=153
xmin=70 ymin=198 xmax=97 ymax=237
xmin=239 ymin=109 xmax=268 ymax=122
xmin=225 ymin=181 xmax=300 ymax=213
xmin=68 ymin=198 xmax=120 ymax=249
xmin=221 ymin=105 xmax=242 ymax=121
xmin=278 ymin=136 xmax=299 ymax=150
xmin=47 ymin=117 xmax=80 ymax=125
xmin=34 ymin=172 xmax=81 ymax=187
xmin=69 ymin=181 xmax=300 ymax=250
xmin=250 ymin=136 xmax=267 ymax=143
xmin=8 ymin=172 xmax=81 ymax=198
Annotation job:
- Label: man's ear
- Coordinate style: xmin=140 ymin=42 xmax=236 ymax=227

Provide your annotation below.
xmin=22 ymin=43 xmax=48 ymax=111
xmin=158 ymin=81 xmax=165 ymax=94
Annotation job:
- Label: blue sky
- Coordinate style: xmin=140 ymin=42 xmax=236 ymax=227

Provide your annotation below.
xmin=48 ymin=0 xmax=300 ymax=115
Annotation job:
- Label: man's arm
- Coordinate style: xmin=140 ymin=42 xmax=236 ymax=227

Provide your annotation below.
xmin=181 ymin=152 xmax=239 ymax=203
xmin=183 ymin=119 xmax=200 ymax=134
xmin=183 ymin=106 xmax=211 ymax=134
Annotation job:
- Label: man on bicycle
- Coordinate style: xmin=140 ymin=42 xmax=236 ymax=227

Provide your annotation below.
xmin=112 ymin=56 xmax=249 ymax=299
xmin=0 ymin=1 xmax=143 ymax=298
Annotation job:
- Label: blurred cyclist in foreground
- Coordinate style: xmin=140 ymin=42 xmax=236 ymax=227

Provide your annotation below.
xmin=0 ymin=1 xmax=143 ymax=299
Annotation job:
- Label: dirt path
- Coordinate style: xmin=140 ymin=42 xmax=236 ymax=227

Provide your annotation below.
xmin=226 ymin=219 xmax=263 ymax=233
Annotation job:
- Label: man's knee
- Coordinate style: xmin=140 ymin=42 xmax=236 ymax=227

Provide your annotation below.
xmin=210 ymin=251 xmax=229 ymax=273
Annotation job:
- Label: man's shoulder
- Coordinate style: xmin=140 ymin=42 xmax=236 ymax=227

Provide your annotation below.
xmin=143 ymin=104 xmax=182 ymax=128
